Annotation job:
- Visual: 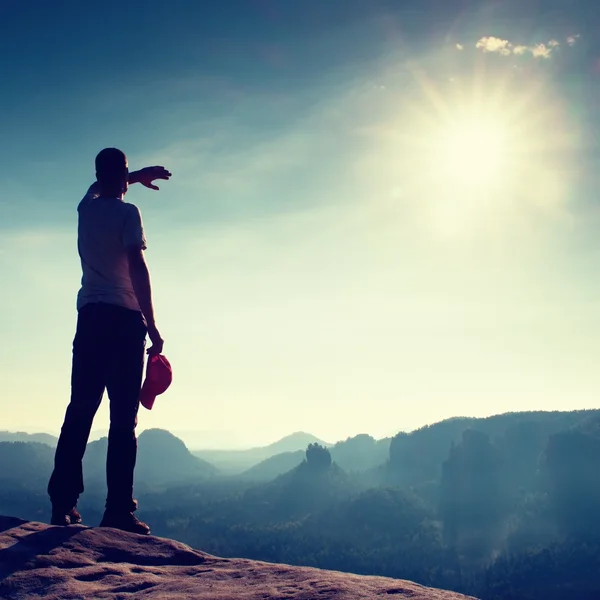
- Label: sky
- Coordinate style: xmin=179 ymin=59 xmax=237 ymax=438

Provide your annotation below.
xmin=2 ymin=0 xmax=600 ymax=449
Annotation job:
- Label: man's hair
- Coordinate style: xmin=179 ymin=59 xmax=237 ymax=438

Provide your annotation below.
xmin=95 ymin=148 xmax=128 ymax=184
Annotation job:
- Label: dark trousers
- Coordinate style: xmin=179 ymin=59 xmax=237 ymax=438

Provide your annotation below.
xmin=48 ymin=302 xmax=147 ymax=513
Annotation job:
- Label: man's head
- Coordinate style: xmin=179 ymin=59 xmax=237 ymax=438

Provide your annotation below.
xmin=95 ymin=148 xmax=128 ymax=197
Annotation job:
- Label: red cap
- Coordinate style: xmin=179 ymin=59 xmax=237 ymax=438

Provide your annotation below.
xmin=139 ymin=354 xmax=172 ymax=410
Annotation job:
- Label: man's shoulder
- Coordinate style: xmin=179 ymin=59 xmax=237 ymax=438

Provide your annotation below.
xmin=77 ymin=193 xmax=97 ymax=212
xmin=77 ymin=184 xmax=101 ymax=212
xmin=122 ymin=201 xmax=143 ymax=216
xmin=78 ymin=197 xmax=141 ymax=216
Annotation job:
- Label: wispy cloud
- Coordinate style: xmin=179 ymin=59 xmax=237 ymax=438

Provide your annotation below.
xmin=473 ymin=35 xmax=578 ymax=59
xmin=531 ymin=43 xmax=553 ymax=59
xmin=476 ymin=37 xmax=512 ymax=56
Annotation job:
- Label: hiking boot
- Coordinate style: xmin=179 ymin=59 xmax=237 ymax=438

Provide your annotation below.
xmin=99 ymin=511 xmax=150 ymax=535
xmin=51 ymin=507 xmax=83 ymax=526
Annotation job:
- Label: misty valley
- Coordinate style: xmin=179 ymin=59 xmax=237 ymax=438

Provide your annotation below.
xmin=1 ymin=409 xmax=600 ymax=600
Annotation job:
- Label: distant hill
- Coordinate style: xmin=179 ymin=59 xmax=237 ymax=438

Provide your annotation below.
xmin=0 ymin=442 xmax=54 ymax=485
xmin=0 ymin=441 xmax=54 ymax=523
xmin=264 ymin=432 xmax=331 ymax=454
xmin=83 ymin=429 xmax=217 ymax=487
xmin=330 ymin=434 xmax=391 ymax=473
xmin=0 ymin=429 xmax=216 ymax=494
xmin=240 ymin=434 xmax=393 ymax=483
xmin=0 ymin=442 xmax=55 ymax=518
xmin=0 ymin=431 xmax=58 ymax=447
xmin=244 ymin=456 xmax=355 ymax=520
xmin=82 ymin=437 xmax=109 ymax=482
xmin=137 ymin=429 xmax=218 ymax=484
xmin=89 ymin=429 xmax=108 ymax=442
xmin=387 ymin=409 xmax=600 ymax=488
xmin=240 ymin=450 xmax=305 ymax=481
xmin=193 ymin=432 xmax=330 ymax=474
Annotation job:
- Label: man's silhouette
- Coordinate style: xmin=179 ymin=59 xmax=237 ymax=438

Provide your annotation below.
xmin=48 ymin=148 xmax=171 ymax=534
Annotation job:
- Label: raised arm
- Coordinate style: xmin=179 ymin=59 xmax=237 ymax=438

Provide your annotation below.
xmin=82 ymin=166 xmax=171 ymax=201
xmin=128 ymin=166 xmax=172 ymax=190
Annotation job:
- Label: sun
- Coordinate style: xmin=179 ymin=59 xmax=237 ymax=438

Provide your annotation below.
xmin=400 ymin=100 xmax=527 ymax=236
xmin=439 ymin=117 xmax=507 ymax=183
xmin=378 ymin=61 xmax=574 ymax=238
xmin=435 ymin=111 xmax=510 ymax=187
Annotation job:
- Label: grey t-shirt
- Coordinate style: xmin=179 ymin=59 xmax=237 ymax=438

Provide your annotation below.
xmin=76 ymin=190 xmax=147 ymax=312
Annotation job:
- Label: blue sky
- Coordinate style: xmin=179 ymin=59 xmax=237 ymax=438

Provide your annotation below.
xmin=1 ymin=1 xmax=600 ymax=448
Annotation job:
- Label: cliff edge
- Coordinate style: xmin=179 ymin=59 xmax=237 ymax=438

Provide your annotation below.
xmin=0 ymin=515 xmax=477 ymax=599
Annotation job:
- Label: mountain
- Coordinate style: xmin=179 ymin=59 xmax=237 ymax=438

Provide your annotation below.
xmin=264 ymin=431 xmax=331 ymax=454
xmin=192 ymin=431 xmax=330 ymax=474
xmin=240 ymin=434 xmax=393 ymax=483
xmin=81 ymin=436 xmax=109 ymax=483
xmin=0 ymin=429 xmax=217 ymax=497
xmin=83 ymin=429 xmax=217 ymax=487
xmin=387 ymin=410 xmax=600 ymax=488
xmin=89 ymin=428 xmax=108 ymax=441
xmin=0 ymin=515 xmax=475 ymax=600
xmin=0 ymin=431 xmax=58 ymax=447
xmin=240 ymin=450 xmax=305 ymax=481
xmin=244 ymin=453 xmax=356 ymax=520
xmin=330 ymin=434 xmax=391 ymax=472
xmin=136 ymin=429 xmax=218 ymax=484
xmin=0 ymin=442 xmax=55 ymax=519
xmin=0 ymin=441 xmax=54 ymax=485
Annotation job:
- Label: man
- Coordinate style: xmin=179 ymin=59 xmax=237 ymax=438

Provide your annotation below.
xmin=48 ymin=148 xmax=171 ymax=535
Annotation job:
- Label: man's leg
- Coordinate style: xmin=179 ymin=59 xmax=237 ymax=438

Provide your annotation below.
xmin=48 ymin=306 xmax=106 ymax=516
xmin=104 ymin=307 xmax=146 ymax=517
